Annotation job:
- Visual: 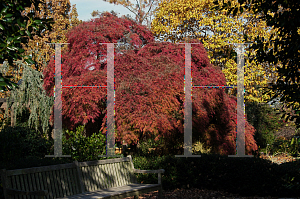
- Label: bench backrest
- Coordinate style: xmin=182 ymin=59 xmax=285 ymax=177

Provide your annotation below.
xmin=76 ymin=156 xmax=137 ymax=193
xmin=1 ymin=156 xmax=137 ymax=199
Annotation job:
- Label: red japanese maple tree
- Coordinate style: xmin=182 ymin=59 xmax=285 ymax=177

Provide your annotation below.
xmin=43 ymin=12 xmax=258 ymax=156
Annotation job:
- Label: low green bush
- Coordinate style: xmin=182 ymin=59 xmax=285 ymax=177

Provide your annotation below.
xmin=135 ymin=134 xmax=165 ymax=157
xmin=131 ymin=154 xmax=300 ymax=198
xmin=245 ymin=101 xmax=285 ymax=149
xmin=0 ymin=124 xmax=52 ymax=162
xmin=55 ymin=125 xmax=115 ymax=162
xmin=269 ymin=136 xmax=300 ymax=157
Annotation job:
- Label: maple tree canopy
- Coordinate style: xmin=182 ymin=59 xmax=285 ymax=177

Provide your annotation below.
xmin=43 ymin=12 xmax=258 ymax=155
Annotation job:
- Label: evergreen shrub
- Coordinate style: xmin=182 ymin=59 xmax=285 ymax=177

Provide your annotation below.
xmin=49 ymin=125 xmax=112 ymax=162
xmin=245 ymin=101 xmax=285 ymax=149
xmin=0 ymin=124 xmax=51 ymax=162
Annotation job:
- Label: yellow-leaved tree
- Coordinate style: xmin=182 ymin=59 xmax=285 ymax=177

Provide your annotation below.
xmin=20 ymin=0 xmax=83 ymax=74
xmin=150 ymin=0 xmax=284 ymax=105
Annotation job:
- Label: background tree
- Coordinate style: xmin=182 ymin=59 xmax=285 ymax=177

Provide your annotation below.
xmin=0 ymin=0 xmax=54 ymax=99
xmin=1 ymin=0 xmax=83 ymax=137
xmin=43 ymin=11 xmax=154 ymax=138
xmin=20 ymin=0 xmax=83 ymax=74
xmin=0 ymin=0 xmax=53 ymax=130
xmin=0 ymin=0 xmax=54 ymax=67
xmin=95 ymin=0 xmax=163 ymax=30
xmin=43 ymin=12 xmax=258 ymax=156
xmin=150 ymin=0 xmax=283 ymax=106
xmin=212 ymin=0 xmax=300 ymax=130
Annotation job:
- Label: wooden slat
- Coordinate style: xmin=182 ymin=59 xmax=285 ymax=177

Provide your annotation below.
xmin=101 ymin=164 xmax=109 ymax=189
xmin=87 ymin=166 xmax=95 ymax=191
xmin=9 ymin=175 xmax=17 ymax=199
xmin=36 ymin=173 xmax=43 ymax=199
xmin=73 ymin=161 xmax=84 ymax=194
xmin=120 ymin=162 xmax=128 ymax=186
xmin=45 ymin=171 xmax=54 ymax=199
xmin=125 ymin=162 xmax=132 ymax=184
xmin=107 ymin=164 xmax=114 ymax=188
xmin=66 ymin=169 xmax=76 ymax=196
xmin=59 ymin=169 xmax=67 ymax=197
xmin=96 ymin=164 xmax=106 ymax=189
xmin=58 ymin=170 xmax=65 ymax=198
xmin=47 ymin=171 xmax=54 ymax=198
xmin=51 ymin=170 xmax=60 ymax=198
xmin=19 ymin=175 xmax=28 ymax=199
xmin=93 ymin=165 xmax=100 ymax=191
xmin=121 ymin=162 xmax=129 ymax=185
xmin=27 ymin=174 xmax=34 ymax=199
xmin=133 ymin=169 xmax=165 ymax=173
xmin=94 ymin=165 xmax=101 ymax=191
xmin=56 ymin=184 xmax=161 ymax=199
xmin=111 ymin=163 xmax=118 ymax=188
xmin=77 ymin=157 xmax=130 ymax=167
xmin=70 ymin=168 xmax=80 ymax=195
xmin=104 ymin=163 xmax=113 ymax=188
xmin=61 ymin=169 xmax=70 ymax=197
xmin=119 ymin=162 xmax=127 ymax=186
xmin=93 ymin=165 xmax=100 ymax=190
xmin=122 ymin=161 xmax=133 ymax=184
xmin=40 ymin=172 xmax=50 ymax=199
xmin=89 ymin=165 xmax=98 ymax=192
xmin=112 ymin=163 xmax=118 ymax=188
xmin=80 ymin=166 xmax=88 ymax=192
xmin=102 ymin=164 xmax=109 ymax=189
xmin=116 ymin=163 xmax=122 ymax=187
xmin=14 ymin=175 xmax=23 ymax=199
xmin=116 ymin=162 xmax=123 ymax=187
xmin=83 ymin=166 xmax=90 ymax=192
xmin=30 ymin=173 xmax=38 ymax=199
xmin=107 ymin=163 xmax=114 ymax=188
xmin=85 ymin=166 xmax=92 ymax=192
xmin=6 ymin=163 xmax=76 ymax=176
xmin=113 ymin=163 xmax=118 ymax=187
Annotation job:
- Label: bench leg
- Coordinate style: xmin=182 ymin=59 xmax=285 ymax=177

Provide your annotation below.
xmin=158 ymin=188 xmax=163 ymax=199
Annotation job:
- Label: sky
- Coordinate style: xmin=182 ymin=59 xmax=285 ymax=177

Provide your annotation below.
xmin=69 ymin=0 xmax=155 ymax=24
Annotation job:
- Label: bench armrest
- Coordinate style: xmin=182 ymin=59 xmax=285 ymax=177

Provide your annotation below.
xmin=6 ymin=188 xmax=48 ymax=197
xmin=133 ymin=169 xmax=165 ymax=184
xmin=133 ymin=169 xmax=165 ymax=174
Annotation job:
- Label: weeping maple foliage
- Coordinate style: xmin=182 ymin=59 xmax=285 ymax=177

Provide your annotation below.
xmin=43 ymin=12 xmax=258 ymax=156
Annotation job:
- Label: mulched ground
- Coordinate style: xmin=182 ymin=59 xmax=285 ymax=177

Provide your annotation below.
xmin=124 ymin=152 xmax=300 ymax=199
xmin=124 ymin=188 xmax=279 ymax=199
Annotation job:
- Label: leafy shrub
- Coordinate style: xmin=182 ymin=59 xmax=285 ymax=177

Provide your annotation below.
xmin=0 ymin=124 xmax=52 ymax=162
xmin=245 ymin=101 xmax=284 ymax=149
xmin=136 ymin=134 xmax=165 ymax=157
xmin=270 ymin=136 xmax=289 ymax=155
xmin=49 ymin=125 xmax=111 ymax=162
xmin=132 ymin=154 xmax=300 ymax=198
xmin=270 ymin=136 xmax=300 ymax=157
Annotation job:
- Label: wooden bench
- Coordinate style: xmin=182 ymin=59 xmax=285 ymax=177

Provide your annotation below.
xmin=1 ymin=155 xmax=165 ymax=199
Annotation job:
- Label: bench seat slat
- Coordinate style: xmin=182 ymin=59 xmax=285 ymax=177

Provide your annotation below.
xmin=57 ymin=184 xmax=161 ymax=199
xmin=6 ymin=188 xmax=48 ymax=196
